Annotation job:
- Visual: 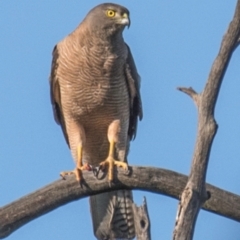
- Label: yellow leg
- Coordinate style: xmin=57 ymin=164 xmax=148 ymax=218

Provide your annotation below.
xmin=74 ymin=145 xmax=83 ymax=181
xmin=60 ymin=145 xmax=89 ymax=182
xmin=99 ymin=140 xmax=128 ymax=182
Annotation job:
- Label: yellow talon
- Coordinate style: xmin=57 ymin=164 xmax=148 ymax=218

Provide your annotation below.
xmin=60 ymin=145 xmax=89 ymax=182
xmin=99 ymin=140 xmax=128 ymax=182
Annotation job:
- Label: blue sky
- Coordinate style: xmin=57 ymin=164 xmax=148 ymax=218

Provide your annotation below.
xmin=1 ymin=1 xmax=240 ymax=239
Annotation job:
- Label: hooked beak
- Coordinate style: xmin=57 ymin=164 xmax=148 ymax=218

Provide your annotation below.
xmin=120 ymin=12 xmax=130 ymax=28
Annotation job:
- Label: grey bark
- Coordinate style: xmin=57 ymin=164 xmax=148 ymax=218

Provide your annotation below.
xmin=1 ymin=166 xmax=240 ymax=239
xmin=173 ymin=1 xmax=240 ymax=239
xmin=133 ymin=197 xmax=151 ymax=240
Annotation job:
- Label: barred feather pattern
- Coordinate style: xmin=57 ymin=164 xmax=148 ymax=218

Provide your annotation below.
xmin=50 ymin=5 xmax=142 ymax=239
xmin=90 ymin=190 xmax=135 ymax=240
xmin=55 ymin=27 xmax=130 ymax=167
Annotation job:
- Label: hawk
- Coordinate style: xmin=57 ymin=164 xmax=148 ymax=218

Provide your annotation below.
xmin=50 ymin=3 xmax=142 ymax=239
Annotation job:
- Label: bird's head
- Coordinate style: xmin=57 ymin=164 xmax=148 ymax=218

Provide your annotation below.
xmin=84 ymin=3 xmax=130 ymax=36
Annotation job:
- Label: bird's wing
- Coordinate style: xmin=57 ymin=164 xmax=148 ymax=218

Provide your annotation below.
xmin=49 ymin=45 xmax=69 ymax=146
xmin=125 ymin=44 xmax=143 ymax=140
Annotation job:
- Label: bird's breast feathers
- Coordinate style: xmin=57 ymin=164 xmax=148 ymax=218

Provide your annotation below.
xmin=57 ymin=43 xmax=129 ymax=116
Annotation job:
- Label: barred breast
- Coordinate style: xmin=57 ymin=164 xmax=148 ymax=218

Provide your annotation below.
xmin=57 ymin=30 xmax=130 ymax=166
xmin=54 ymin=24 xmax=135 ymax=240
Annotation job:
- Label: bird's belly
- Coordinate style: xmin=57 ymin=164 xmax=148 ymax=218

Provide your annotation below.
xmin=65 ymin=77 xmax=130 ymax=165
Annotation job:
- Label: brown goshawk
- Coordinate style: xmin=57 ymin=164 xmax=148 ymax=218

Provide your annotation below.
xmin=50 ymin=3 xmax=142 ymax=239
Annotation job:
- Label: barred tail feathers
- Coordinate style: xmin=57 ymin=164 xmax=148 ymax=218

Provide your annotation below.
xmin=90 ymin=190 xmax=135 ymax=240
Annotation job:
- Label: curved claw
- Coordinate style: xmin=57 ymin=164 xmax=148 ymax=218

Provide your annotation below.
xmin=92 ymin=166 xmax=105 ymax=180
xmin=60 ymin=163 xmax=90 ymax=183
xmin=92 ymin=167 xmax=98 ymax=177
xmin=99 ymin=156 xmax=128 ymax=182
xmin=108 ymin=180 xmax=113 ymax=187
xmin=60 ymin=171 xmax=75 ymax=180
xmin=123 ymin=167 xmax=130 ymax=175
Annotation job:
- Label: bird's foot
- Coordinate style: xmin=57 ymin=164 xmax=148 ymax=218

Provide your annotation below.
xmin=60 ymin=163 xmax=91 ymax=182
xmin=99 ymin=156 xmax=128 ymax=183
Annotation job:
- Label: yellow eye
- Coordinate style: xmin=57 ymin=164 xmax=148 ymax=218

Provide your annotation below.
xmin=106 ymin=10 xmax=116 ymax=17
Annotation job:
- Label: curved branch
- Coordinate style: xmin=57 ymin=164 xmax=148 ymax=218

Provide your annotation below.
xmin=0 ymin=166 xmax=240 ymax=239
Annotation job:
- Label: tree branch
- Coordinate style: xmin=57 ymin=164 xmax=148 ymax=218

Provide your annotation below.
xmin=133 ymin=197 xmax=151 ymax=240
xmin=177 ymin=87 xmax=199 ymax=105
xmin=1 ymin=166 xmax=240 ymax=239
xmin=174 ymin=1 xmax=240 ymax=239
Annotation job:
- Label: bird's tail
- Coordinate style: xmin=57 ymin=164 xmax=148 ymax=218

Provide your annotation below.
xmin=90 ymin=190 xmax=135 ymax=240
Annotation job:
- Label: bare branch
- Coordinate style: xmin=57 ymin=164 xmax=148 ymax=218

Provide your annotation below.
xmin=173 ymin=1 xmax=240 ymax=239
xmin=177 ymin=87 xmax=199 ymax=105
xmin=1 ymin=166 xmax=240 ymax=239
xmin=133 ymin=197 xmax=151 ymax=240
